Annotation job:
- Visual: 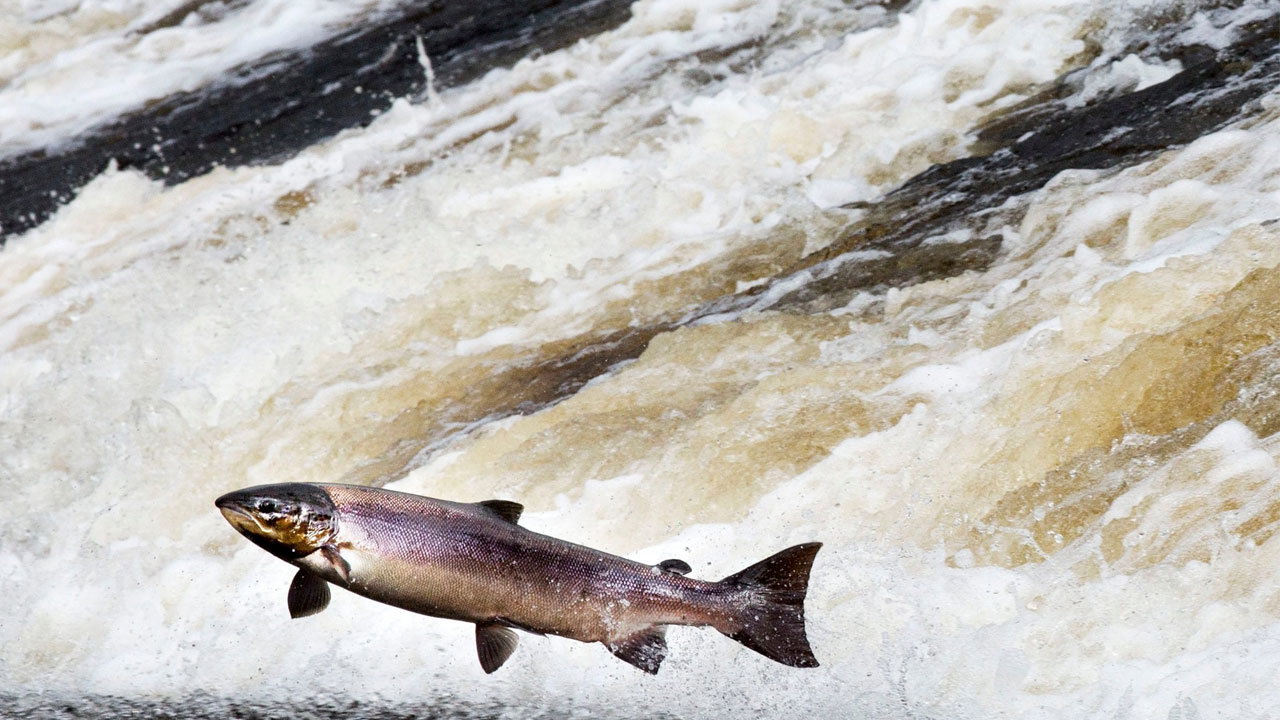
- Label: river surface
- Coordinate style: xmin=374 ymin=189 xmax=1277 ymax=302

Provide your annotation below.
xmin=2 ymin=0 xmax=1279 ymax=717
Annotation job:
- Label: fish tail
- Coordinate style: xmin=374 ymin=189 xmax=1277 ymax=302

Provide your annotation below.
xmin=716 ymin=542 xmax=821 ymax=668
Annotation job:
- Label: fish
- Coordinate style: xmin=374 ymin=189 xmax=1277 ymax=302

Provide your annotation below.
xmin=215 ymin=482 xmax=822 ymax=674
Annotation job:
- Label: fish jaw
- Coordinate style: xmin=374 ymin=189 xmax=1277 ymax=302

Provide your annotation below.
xmin=217 ymin=501 xmax=263 ymax=535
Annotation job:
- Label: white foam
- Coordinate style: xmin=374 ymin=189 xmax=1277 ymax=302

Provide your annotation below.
xmin=1072 ymin=53 xmax=1182 ymax=108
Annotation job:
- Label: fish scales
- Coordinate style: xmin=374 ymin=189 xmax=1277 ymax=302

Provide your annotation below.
xmin=321 ymin=484 xmax=733 ymax=639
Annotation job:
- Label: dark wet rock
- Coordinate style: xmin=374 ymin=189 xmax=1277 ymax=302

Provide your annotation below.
xmin=0 ymin=0 xmax=634 ymax=240
xmin=738 ymin=14 xmax=1280 ymax=313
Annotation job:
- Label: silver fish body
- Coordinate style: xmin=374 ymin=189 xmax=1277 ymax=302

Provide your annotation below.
xmin=216 ymin=482 xmax=820 ymax=674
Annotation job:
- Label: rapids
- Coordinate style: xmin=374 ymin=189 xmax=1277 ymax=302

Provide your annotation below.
xmin=2 ymin=0 xmax=1279 ymax=717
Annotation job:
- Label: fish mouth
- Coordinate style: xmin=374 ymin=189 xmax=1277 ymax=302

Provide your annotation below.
xmin=215 ymin=493 xmax=265 ymax=535
xmin=217 ymin=503 xmax=261 ymax=534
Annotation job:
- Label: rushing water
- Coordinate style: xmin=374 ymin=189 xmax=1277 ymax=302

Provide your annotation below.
xmin=2 ymin=0 xmax=1279 ymax=717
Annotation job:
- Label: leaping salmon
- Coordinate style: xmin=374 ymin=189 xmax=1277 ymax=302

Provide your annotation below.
xmin=215 ymin=482 xmax=821 ymax=674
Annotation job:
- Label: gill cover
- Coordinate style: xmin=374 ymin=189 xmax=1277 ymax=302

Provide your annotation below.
xmin=215 ymin=483 xmax=339 ymax=560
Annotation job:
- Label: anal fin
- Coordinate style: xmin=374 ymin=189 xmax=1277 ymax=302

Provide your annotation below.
xmin=607 ymin=626 xmax=667 ymax=675
xmin=287 ymin=569 xmax=331 ymax=619
xmin=476 ymin=623 xmax=519 ymax=674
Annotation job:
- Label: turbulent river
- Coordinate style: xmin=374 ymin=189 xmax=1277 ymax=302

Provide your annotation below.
xmin=2 ymin=0 xmax=1279 ymax=717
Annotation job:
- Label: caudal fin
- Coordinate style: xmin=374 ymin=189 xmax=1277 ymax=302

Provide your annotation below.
xmin=717 ymin=542 xmax=821 ymax=668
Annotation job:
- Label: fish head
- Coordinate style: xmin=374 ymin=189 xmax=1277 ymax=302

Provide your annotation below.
xmin=215 ymin=483 xmax=339 ymax=560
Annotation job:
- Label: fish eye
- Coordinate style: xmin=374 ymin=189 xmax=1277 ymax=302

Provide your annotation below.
xmin=257 ymin=499 xmax=279 ymax=514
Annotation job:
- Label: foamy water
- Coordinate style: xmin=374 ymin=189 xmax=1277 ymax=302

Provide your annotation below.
xmin=2 ymin=0 xmax=1279 ymax=717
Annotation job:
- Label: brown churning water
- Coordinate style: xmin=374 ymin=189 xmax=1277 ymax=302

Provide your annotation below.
xmin=215 ymin=482 xmax=821 ymax=674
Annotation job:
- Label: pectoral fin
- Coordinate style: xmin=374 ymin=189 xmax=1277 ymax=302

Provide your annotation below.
xmin=476 ymin=623 xmax=519 ymax=674
xmin=607 ymin=626 xmax=668 ymax=674
xmin=287 ymin=569 xmax=330 ymax=619
xmin=320 ymin=544 xmax=351 ymax=583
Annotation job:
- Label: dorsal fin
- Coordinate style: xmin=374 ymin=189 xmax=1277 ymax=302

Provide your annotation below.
xmin=476 ymin=623 xmax=519 ymax=674
xmin=478 ymin=499 xmax=523 ymax=524
xmin=657 ymin=559 xmax=692 ymax=575
xmin=607 ymin=626 xmax=668 ymax=674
